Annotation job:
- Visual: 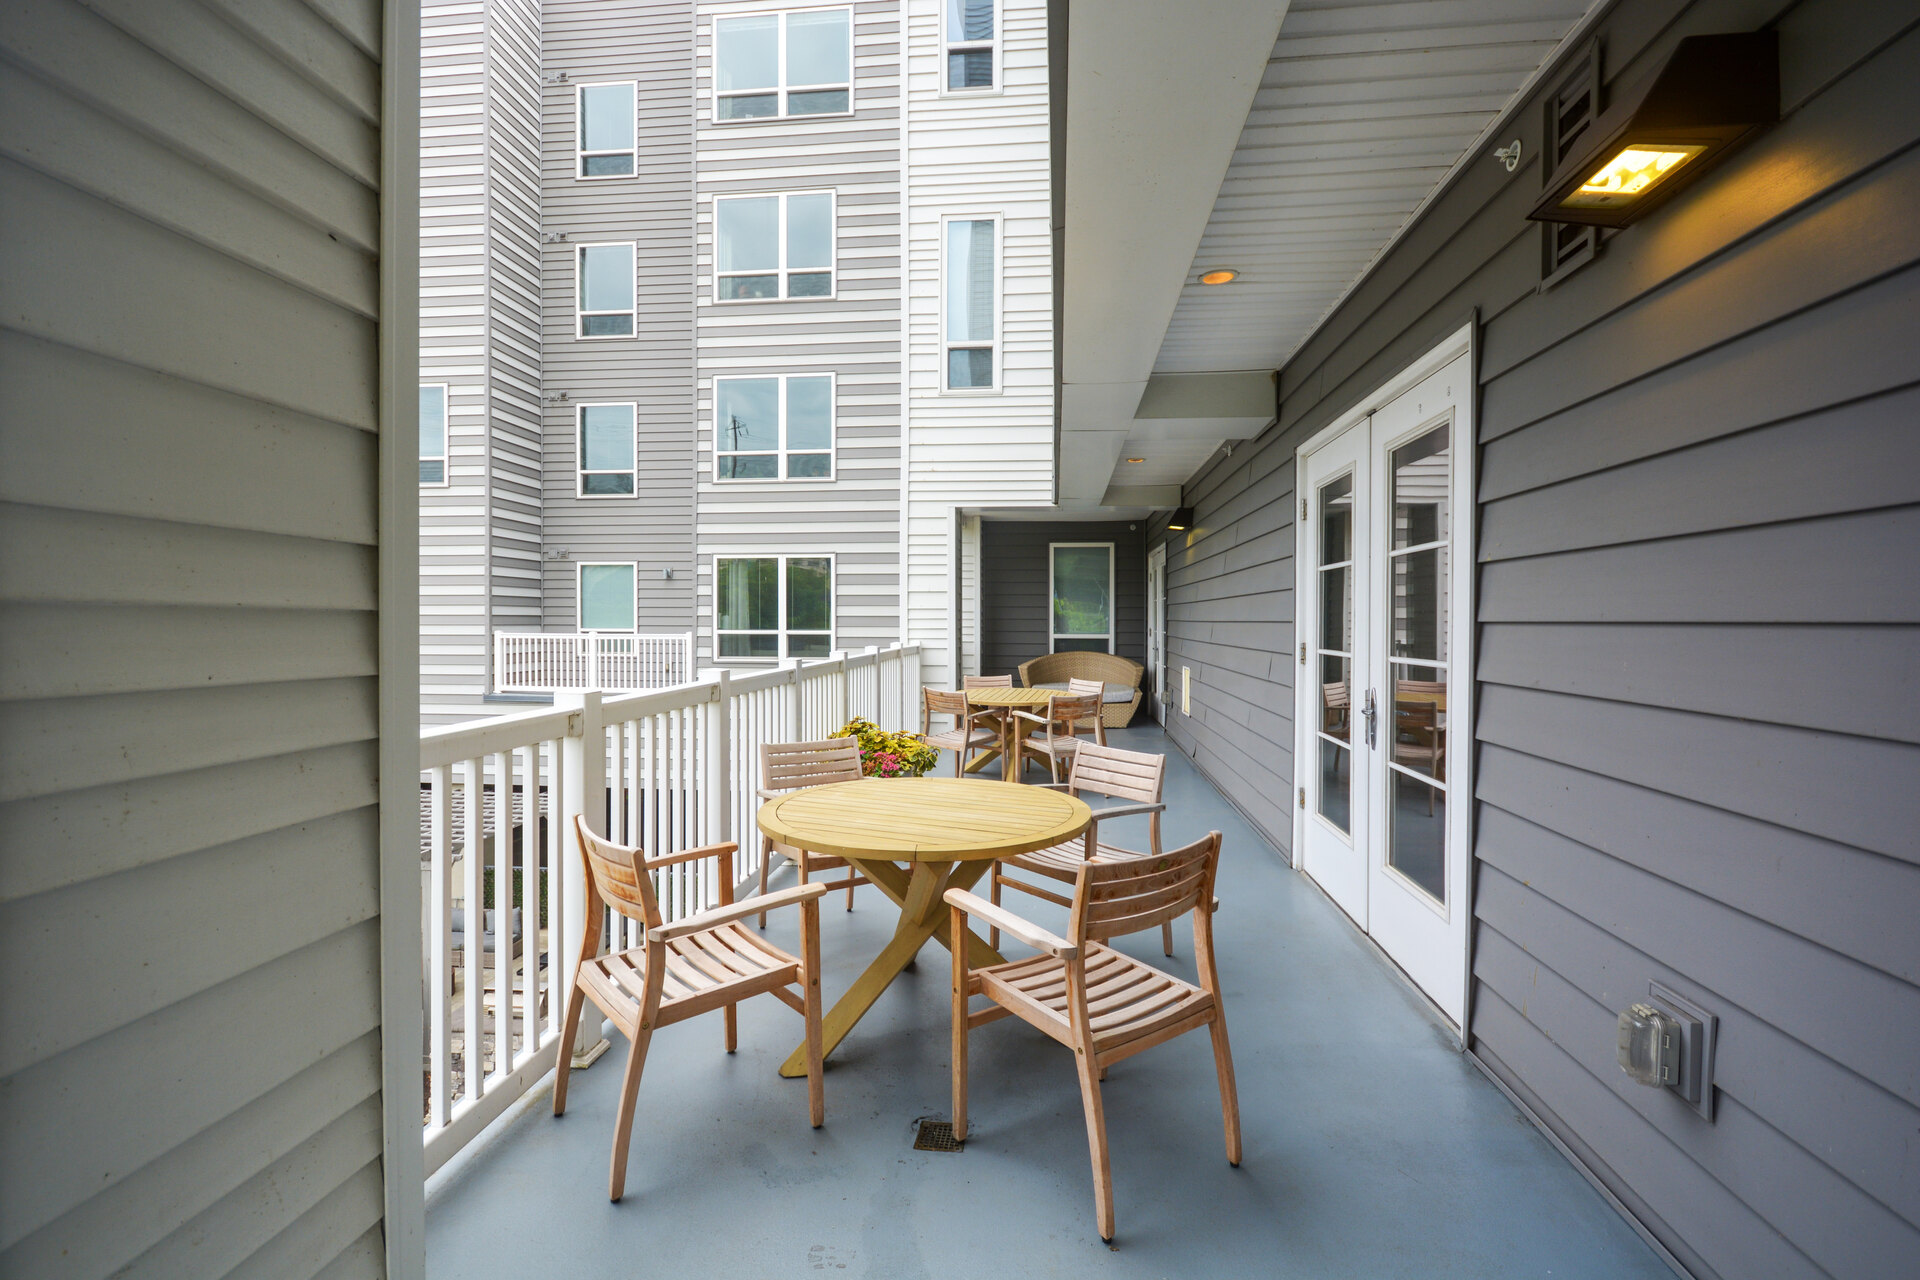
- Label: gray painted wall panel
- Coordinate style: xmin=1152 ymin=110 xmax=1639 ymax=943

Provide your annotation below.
xmin=979 ymin=520 xmax=1146 ymax=678
xmin=1162 ymin=0 xmax=1920 ymax=1274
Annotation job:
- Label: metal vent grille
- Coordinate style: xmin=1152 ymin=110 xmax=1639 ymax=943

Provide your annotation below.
xmin=912 ymin=1119 xmax=963 ymax=1152
xmin=1542 ymin=42 xmax=1601 ymax=288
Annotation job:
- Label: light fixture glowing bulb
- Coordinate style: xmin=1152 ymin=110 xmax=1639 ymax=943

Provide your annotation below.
xmin=1199 ymin=268 xmax=1239 ymax=285
xmin=1126 ymin=457 xmax=1146 ymax=463
xmin=1564 ymin=144 xmax=1705 ymax=209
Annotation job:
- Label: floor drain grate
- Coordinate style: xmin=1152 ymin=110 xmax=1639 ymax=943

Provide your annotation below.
xmin=912 ymin=1119 xmax=963 ymax=1152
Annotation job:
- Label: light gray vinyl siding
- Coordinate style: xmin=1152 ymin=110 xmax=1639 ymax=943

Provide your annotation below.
xmin=540 ymin=0 xmax=699 ymax=635
xmin=0 ymin=1 xmax=397 ymax=1276
xmin=1162 ymin=0 xmax=1920 ymax=1276
xmin=692 ymin=0 xmax=903 ymax=662
xmin=979 ymin=520 xmax=1147 ymax=678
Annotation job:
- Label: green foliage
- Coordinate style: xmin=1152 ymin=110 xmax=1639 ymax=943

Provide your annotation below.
xmin=830 ymin=717 xmax=941 ymax=778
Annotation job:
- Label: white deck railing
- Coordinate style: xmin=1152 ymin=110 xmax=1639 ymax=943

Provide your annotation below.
xmin=420 ymin=644 xmax=924 ymax=1174
xmin=493 ymin=630 xmax=695 ymax=692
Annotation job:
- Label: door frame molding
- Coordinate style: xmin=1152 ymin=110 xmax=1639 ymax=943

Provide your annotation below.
xmin=1290 ymin=321 xmax=1478 ymax=1038
xmin=1146 ymin=541 xmax=1167 ymax=722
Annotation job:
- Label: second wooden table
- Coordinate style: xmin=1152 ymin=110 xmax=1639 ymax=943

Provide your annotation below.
xmin=757 ymin=776 xmax=1092 ymax=1077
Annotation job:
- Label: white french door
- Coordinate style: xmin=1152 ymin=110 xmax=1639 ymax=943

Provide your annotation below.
xmin=1298 ymin=344 xmax=1473 ymax=1028
xmin=1147 ymin=543 xmax=1167 ymax=722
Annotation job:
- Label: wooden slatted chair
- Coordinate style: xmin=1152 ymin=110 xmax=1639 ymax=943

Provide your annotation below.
xmin=921 ymin=686 xmax=996 ymax=777
xmin=946 ymin=831 xmax=1241 ymax=1242
xmin=554 ymin=816 xmax=827 ymax=1202
xmin=756 ymin=738 xmax=871 ymax=925
xmin=962 ymin=673 xmax=1016 ymax=737
xmin=989 ymin=741 xmax=1176 ymax=956
xmin=1064 ymin=676 xmax=1110 ymax=734
xmin=1011 ymin=689 xmax=1106 ymax=782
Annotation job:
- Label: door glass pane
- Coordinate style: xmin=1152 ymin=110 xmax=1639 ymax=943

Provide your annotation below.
xmin=787 ymin=558 xmax=831 ymax=633
xmin=715 ymin=15 xmax=777 ymax=92
xmin=1389 ymin=769 xmax=1446 ymax=902
xmin=949 ymin=0 xmax=994 ymax=40
xmin=580 ymin=83 xmax=634 ymax=152
xmin=1319 ymin=473 xmax=1352 ymax=563
xmin=786 ymin=194 xmax=832 ymax=269
xmin=1051 ymin=545 xmax=1111 ymax=637
xmin=717 ymin=558 xmax=778 ymax=632
xmin=579 ymin=565 xmax=635 ymax=631
xmin=579 ymin=245 xmax=633 ymax=313
xmin=1391 ymin=664 xmax=1446 ymax=782
xmin=1317 ymin=740 xmax=1350 ymax=834
xmin=716 ymin=198 xmax=778 ymax=272
xmin=786 ymin=10 xmax=850 ymax=86
xmin=946 ymin=220 xmax=994 ymax=341
xmin=785 ymin=377 xmax=832 ymax=450
xmin=580 ymin=405 xmax=633 ymax=472
xmin=715 ymin=379 xmax=778 ymax=452
xmin=1319 ymin=654 xmax=1350 ymax=744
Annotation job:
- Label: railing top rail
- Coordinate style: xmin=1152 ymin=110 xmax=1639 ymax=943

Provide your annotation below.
xmin=600 ymin=677 xmax=722 ymax=722
xmin=422 ymin=704 xmax=580 ymax=769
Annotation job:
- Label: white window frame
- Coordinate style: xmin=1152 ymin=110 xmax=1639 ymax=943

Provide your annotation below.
xmin=941 ymin=213 xmax=1002 ymax=393
xmin=575 ymin=80 xmax=638 ymax=180
xmin=941 ymin=0 xmax=1001 ymax=96
xmin=576 ymin=241 xmax=637 ymax=339
xmin=1049 ymin=541 xmax=1115 ymax=654
xmin=576 ymin=401 xmax=638 ymax=499
xmin=713 ymin=552 xmax=836 ymax=661
xmin=419 ymin=382 xmax=449 ymax=487
xmin=713 ymin=373 xmax=836 ymax=483
xmin=713 ymin=190 xmax=837 ymax=303
xmin=577 ymin=561 xmax=638 ymax=633
xmin=711 ymin=6 xmax=855 ymax=124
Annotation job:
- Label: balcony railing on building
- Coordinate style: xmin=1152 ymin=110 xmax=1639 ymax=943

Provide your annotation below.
xmin=493 ymin=630 xmax=696 ymax=693
xmin=420 ymin=644 xmax=923 ymax=1175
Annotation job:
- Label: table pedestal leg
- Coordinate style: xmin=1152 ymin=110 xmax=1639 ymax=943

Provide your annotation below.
xmin=779 ymin=858 xmax=1004 ymax=1078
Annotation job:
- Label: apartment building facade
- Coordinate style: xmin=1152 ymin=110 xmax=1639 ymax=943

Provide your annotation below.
xmin=421 ymin=0 xmax=1054 ymax=724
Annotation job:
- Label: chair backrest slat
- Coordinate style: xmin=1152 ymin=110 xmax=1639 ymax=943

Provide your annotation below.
xmin=762 ymin=737 xmax=863 ymax=793
xmin=923 ymin=686 xmax=970 ymax=720
xmin=963 ymin=674 xmax=1013 ymax=689
xmin=575 ymin=817 xmax=662 ymax=928
xmin=1066 ymin=741 xmax=1164 ymax=803
xmin=1071 ymin=831 xmax=1219 ymax=944
xmin=1044 ymin=692 xmax=1103 ymax=731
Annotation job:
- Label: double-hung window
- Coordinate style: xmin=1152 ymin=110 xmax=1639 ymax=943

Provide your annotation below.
xmin=714 ymin=8 xmax=852 ymax=120
xmin=943 ymin=215 xmax=999 ymax=390
xmin=578 ymin=403 xmax=637 ymax=496
xmin=716 ymin=555 xmax=832 ymax=659
xmin=577 ymin=242 xmax=635 ymax=337
xmin=715 ymin=374 xmax=833 ymax=480
xmin=419 ymin=384 xmax=448 ymax=485
xmin=944 ymin=0 xmax=997 ymax=91
xmin=715 ymin=191 xmax=834 ymax=301
xmin=576 ymin=81 xmax=636 ymax=177
xmin=1050 ymin=543 xmax=1114 ymax=654
xmin=578 ymin=562 xmax=637 ymax=632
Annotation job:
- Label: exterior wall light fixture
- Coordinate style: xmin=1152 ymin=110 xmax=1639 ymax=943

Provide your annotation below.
xmin=1529 ymin=32 xmax=1776 ymax=228
xmin=1166 ymin=507 xmax=1194 ymax=531
xmin=1198 ymin=269 xmax=1238 ymax=285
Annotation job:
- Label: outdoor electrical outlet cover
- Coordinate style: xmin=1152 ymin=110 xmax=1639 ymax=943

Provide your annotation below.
xmin=1648 ymin=981 xmax=1718 ymax=1122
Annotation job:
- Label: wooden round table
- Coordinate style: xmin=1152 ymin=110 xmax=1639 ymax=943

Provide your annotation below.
xmin=963 ymin=686 xmax=1058 ymax=782
xmin=758 ymin=776 xmax=1091 ymax=1077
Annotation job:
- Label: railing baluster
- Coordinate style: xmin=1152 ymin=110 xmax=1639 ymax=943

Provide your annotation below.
xmin=461 ymin=755 xmax=485 ymax=1103
xmin=518 ymin=743 xmax=538 ymax=1070
xmin=491 ymin=749 xmax=514 ymax=1084
xmin=429 ymin=764 xmax=453 ymax=1127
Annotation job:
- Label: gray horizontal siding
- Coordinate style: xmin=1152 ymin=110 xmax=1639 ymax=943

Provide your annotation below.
xmin=979 ymin=520 xmax=1148 ymax=678
xmin=1165 ymin=0 xmax=1920 ymax=1275
xmin=0 ymin=2 xmax=394 ymax=1276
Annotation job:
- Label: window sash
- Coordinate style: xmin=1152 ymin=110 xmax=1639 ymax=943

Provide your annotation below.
xmin=714 ymin=374 xmax=834 ymax=481
xmin=715 ymin=192 xmax=835 ymax=301
xmin=942 ymin=216 xmax=999 ymax=390
xmin=576 ymin=81 xmax=637 ymax=178
xmin=714 ymin=8 xmax=853 ymax=121
xmin=577 ymin=243 xmax=636 ymax=337
xmin=419 ymin=384 xmax=448 ymax=486
xmin=578 ymin=562 xmax=637 ymax=632
xmin=715 ymin=554 xmax=834 ymax=659
xmin=1050 ymin=542 xmax=1114 ymax=653
xmin=577 ymin=403 xmax=637 ymax=496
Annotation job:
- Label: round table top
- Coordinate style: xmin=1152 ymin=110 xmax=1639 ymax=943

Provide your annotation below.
xmin=965 ymin=686 xmax=1056 ymax=708
xmin=756 ymin=776 xmax=1092 ymax=863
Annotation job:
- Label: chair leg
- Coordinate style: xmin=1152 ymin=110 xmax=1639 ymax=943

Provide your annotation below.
xmin=607 ymin=1023 xmax=654 ymax=1202
xmin=1162 ymin=920 xmax=1175 ymax=958
xmin=1075 ymin=1049 xmax=1116 ymax=1242
xmin=724 ymin=1001 xmax=737 ymax=1053
xmin=800 ymin=897 xmax=825 ymax=1128
xmin=757 ymin=836 xmax=773 ymax=929
xmin=987 ymin=868 xmax=1002 ymax=952
xmin=552 ymin=982 xmax=587 ymax=1117
xmin=951 ymin=905 xmax=970 ymax=1141
xmin=1208 ymin=1011 xmax=1244 ymax=1168
xmin=845 ymin=866 xmax=856 ymax=912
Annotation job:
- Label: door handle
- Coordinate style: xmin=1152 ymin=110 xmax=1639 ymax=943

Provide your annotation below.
xmin=1363 ymin=687 xmax=1378 ymax=749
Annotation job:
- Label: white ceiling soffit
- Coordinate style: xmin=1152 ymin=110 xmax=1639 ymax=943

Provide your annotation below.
xmin=1153 ymin=0 xmax=1598 ymax=377
xmin=1058 ymin=0 xmax=1295 ymax=508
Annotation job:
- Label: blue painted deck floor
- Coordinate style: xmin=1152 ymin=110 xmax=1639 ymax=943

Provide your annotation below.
xmin=427 ymin=725 xmax=1671 ymax=1279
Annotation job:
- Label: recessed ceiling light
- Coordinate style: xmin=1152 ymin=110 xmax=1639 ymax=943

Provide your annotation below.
xmin=1126 ymin=457 xmax=1146 ymax=463
xmin=1199 ymin=268 xmax=1239 ymax=285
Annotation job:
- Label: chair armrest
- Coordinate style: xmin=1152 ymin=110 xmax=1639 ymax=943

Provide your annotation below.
xmin=1033 ymin=782 xmax=1072 ymax=792
xmin=944 ymin=889 xmax=1077 ymax=960
xmin=1087 ymin=801 xmax=1165 ymax=823
xmin=644 ymin=840 xmax=738 ymax=871
xmin=1008 ymin=709 xmax=1051 ymax=725
xmin=648 ymin=882 xmax=829 ymax=942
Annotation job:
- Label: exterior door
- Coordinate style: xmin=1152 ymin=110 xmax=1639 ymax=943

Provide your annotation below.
xmin=1146 ymin=543 xmax=1167 ymax=722
xmin=1300 ymin=351 xmax=1471 ymax=1027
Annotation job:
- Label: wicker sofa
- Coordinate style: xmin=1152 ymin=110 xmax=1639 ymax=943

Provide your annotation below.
xmin=1016 ymin=651 xmax=1146 ymax=728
